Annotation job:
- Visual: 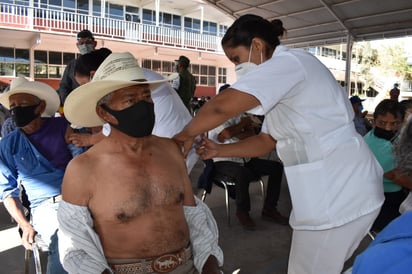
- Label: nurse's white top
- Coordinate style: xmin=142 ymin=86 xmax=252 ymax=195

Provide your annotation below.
xmin=143 ymin=68 xmax=199 ymax=173
xmin=231 ymin=45 xmax=384 ymax=230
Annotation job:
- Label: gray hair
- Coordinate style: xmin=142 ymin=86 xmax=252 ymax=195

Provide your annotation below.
xmin=395 ymin=118 xmax=412 ymax=176
xmin=97 ymin=93 xmax=113 ymax=106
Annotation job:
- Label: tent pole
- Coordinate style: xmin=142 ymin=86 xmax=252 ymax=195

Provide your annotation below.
xmin=345 ymin=35 xmax=353 ymax=95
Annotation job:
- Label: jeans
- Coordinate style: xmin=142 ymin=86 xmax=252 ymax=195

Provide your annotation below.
xmin=31 ymin=201 xmax=68 ymax=274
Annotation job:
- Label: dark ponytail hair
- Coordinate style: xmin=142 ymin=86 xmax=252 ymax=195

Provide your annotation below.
xmin=221 ymin=14 xmax=286 ymax=54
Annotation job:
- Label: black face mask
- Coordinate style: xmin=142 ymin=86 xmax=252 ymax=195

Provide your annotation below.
xmin=373 ymin=126 xmax=397 ymax=141
xmin=101 ymin=101 xmax=155 ymax=138
xmin=11 ymin=103 xmax=40 ymax=127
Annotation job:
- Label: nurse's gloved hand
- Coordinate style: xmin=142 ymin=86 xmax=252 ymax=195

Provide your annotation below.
xmin=196 ymin=135 xmax=220 ymax=160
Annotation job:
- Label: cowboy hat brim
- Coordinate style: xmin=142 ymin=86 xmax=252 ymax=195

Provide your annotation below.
xmin=64 ymin=74 xmax=177 ymax=128
xmin=0 ymin=78 xmax=60 ymax=117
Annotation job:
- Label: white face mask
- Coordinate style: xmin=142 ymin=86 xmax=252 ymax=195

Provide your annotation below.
xmin=234 ymin=46 xmax=262 ymax=80
xmin=78 ymin=44 xmax=94 ymax=55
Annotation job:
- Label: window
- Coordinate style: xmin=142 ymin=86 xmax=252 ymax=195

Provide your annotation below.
xmin=49 ymin=65 xmax=62 ymax=78
xmin=15 ymin=48 xmax=29 ymax=76
xmin=218 ymin=25 xmax=228 ymax=36
xmin=321 ymin=47 xmax=337 ymax=59
xmin=141 ymin=59 xmax=219 ymax=87
xmin=142 ymin=9 xmax=154 ymax=25
xmin=34 ymin=50 xmax=66 ymax=78
xmin=162 ymin=61 xmax=172 ymax=73
xmin=15 ymin=0 xmax=29 ymax=6
xmin=92 ymin=0 xmax=101 ymax=17
xmin=163 ymin=13 xmax=171 ymax=26
xmin=218 ymin=67 xmax=227 ymax=84
xmin=203 ymin=21 xmax=217 ymax=35
xmin=63 ymin=0 xmax=75 ymax=10
xmin=172 ymin=15 xmax=181 ymax=29
xmin=152 ymin=60 xmax=161 ymax=72
xmin=184 ymin=17 xmax=201 ymax=33
xmin=304 ymin=47 xmax=317 ymax=55
xmin=77 ymin=0 xmax=88 ymax=14
xmin=0 ymin=47 xmax=29 ymax=76
xmin=106 ymin=3 xmax=123 ymax=20
xmin=34 ymin=50 xmax=48 ymax=78
xmin=49 ymin=51 xmax=62 ymax=65
xmin=125 ymin=5 xmax=139 ymax=23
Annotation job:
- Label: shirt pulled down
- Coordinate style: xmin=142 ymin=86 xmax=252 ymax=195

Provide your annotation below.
xmin=57 ymin=196 xmax=223 ymax=274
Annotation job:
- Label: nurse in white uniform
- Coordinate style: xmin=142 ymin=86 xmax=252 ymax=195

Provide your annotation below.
xmin=174 ymin=14 xmax=384 ymax=274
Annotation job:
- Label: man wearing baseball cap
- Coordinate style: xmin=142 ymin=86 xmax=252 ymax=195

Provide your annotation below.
xmin=172 ymin=55 xmax=196 ymax=112
xmin=0 ymin=77 xmax=74 ymax=274
xmin=350 ymin=95 xmax=371 ymax=136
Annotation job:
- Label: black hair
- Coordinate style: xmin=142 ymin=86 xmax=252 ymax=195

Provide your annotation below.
xmin=221 ymin=14 xmax=286 ymax=55
xmin=77 ymin=29 xmax=94 ymax=40
xmin=395 ymin=118 xmax=412 ymax=176
xmin=373 ymin=99 xmax=403 ymax=120
xmin=74 ymin=48 xmax=112 ymax=77
xmin=400 ymin=99 xmax=412 ymax=113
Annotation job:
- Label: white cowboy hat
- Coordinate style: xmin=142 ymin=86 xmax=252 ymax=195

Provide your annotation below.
xmin=64 ymin=52 xmax=178 ymax=127
xmin=0 ymin=76 xmax=60 ymax=117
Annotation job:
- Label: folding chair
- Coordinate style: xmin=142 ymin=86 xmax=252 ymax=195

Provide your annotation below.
xmin=24 ymin=234 xmax=49 ymax=274
xmin=17 ymin=185 xmax=48 ymax=274
xmin=199 ymin=159 xmax=265 ymax=226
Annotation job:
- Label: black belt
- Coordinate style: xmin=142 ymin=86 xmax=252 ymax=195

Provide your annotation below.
xmin=45 ymin=195 xmax=62 ymax=203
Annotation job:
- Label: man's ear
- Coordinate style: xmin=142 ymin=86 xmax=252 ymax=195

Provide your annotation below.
xmin=90 ymin=70 xmax=96 ymax=79
xmin=38 ymin=100 xmax=46 ymax=115
xmin=96 ymin=105 xmax=118 ymax=125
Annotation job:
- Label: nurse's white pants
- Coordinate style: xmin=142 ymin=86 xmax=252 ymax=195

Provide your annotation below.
xmin=288 ymin=209 xmax=379 ymax=274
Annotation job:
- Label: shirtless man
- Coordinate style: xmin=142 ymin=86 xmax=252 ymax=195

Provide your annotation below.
xmin=58 ymin=52 xmax=222 ymax=274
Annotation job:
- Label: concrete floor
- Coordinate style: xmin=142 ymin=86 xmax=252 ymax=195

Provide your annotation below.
xmin=0 ymin=158 xmax=372 ymax=274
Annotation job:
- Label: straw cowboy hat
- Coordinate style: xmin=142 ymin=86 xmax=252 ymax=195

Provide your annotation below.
xmin=0 ymin=76 xmax=60 ymax=117
xmin=64 ymin=52 xmax=177 ymax=127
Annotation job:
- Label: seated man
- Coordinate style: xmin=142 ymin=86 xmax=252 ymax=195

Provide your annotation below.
xmin=209 ymin=114 xmax=287 ymax=230
xmin=58 ymin=52 xmax=222 ymax=274
xmin=0 ymin=77 xmax=73 ymax=273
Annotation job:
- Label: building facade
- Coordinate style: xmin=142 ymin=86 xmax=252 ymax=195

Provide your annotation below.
xmin=0 ymin=0 xmax=235 ymax=96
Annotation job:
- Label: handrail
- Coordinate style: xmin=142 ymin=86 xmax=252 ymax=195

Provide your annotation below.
xmin=0 ymin=2 xmax=223 ymax=53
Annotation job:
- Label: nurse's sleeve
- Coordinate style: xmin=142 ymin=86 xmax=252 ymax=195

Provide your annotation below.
xmin=231 ymin=55 xmax=305 ymax=115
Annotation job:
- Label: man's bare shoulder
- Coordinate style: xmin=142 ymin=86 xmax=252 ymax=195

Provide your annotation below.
xmin=150 ymin=135 xmax=182 ymax=154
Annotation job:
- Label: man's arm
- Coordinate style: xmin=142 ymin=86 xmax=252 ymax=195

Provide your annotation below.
xmin=217 ymin=116 xmax=256 ymax=142
xmin=184 ymin=196 xmax=224 ymax=274
xmin=384 ymin=168 xmax=412 ymax=189
xmin=173 ymin=88 xmax=260 ymax=157
xmin=3 ymin=196 xmax=36 ymax=249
